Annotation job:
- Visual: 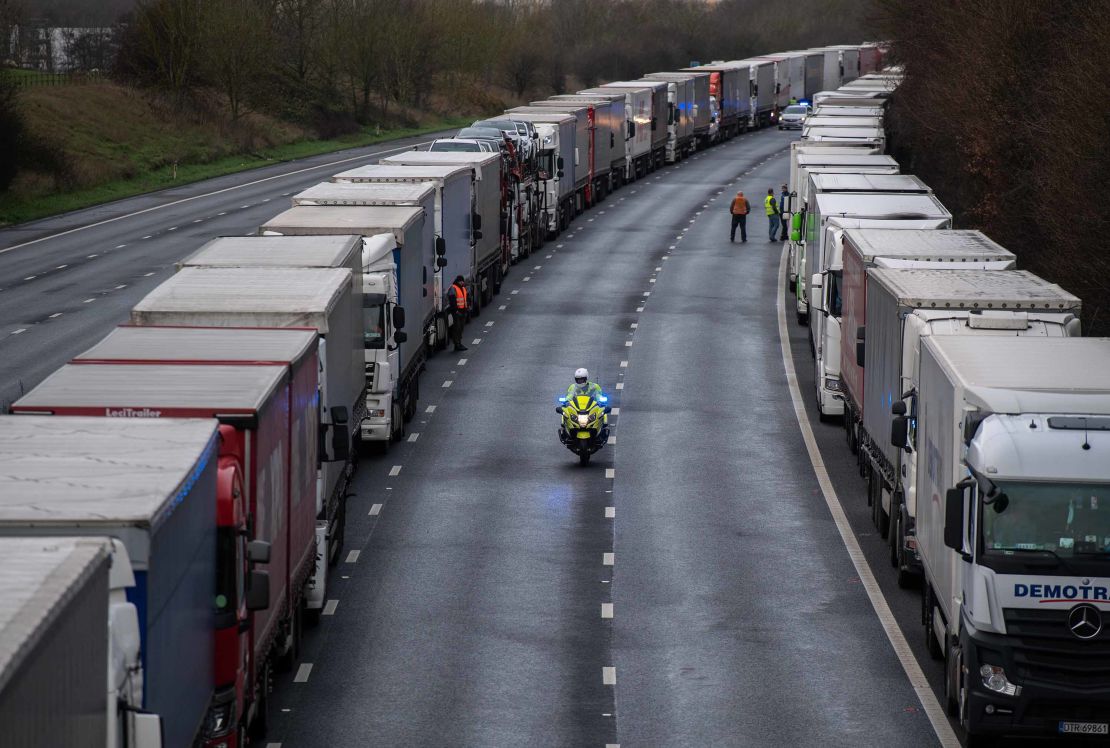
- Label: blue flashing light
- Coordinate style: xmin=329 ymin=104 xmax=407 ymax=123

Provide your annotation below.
xmin=598 ymin=395 xmax=609 ymax=404
xmin=558 ymin=397 xmax=568 ymax=403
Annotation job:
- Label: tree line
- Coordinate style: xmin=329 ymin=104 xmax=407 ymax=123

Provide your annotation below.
xmin=873 ymin=0 xmax=1110 ymax=335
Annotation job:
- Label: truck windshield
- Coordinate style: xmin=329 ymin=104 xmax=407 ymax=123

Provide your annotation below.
xmin=982 ymin=481 xmax=1110 ymax=558
xmin=364 ymin=304 xmax=385 ymax=349
xmin=539 ymin=151 xmax=555 ymax=177
xmin=431 ymin=141 xmax=480 ymax=152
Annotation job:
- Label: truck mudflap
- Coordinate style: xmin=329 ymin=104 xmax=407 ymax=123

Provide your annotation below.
xmin=959 ymin=624 xmax=1110 ymax=740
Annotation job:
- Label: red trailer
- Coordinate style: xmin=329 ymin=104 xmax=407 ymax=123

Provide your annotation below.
xmin=13 ymin=329 xmax=317 ymax=747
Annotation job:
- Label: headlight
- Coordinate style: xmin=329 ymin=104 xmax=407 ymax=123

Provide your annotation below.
xmin=368 ymin=408 xmax=386 ymax=418
xmin=206 ymin=701 xmax=233 ymax=736
xmin=980 ymin=664 xmax=1021 ymax=696
xmin=576 ymin=414 xmax=590 ymax=426
xmin=824 ymin=377 xmax=841 ymax=392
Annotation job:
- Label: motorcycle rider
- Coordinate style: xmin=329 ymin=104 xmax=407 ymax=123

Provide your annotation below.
xmin=566 ymin=367 xmax=602 ymax=401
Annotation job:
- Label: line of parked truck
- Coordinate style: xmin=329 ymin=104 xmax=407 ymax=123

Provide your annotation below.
xmin=0 ymin=42 xmax=887 ymax=748
xmin=786 ymin=74 xmax=1110 ymax=744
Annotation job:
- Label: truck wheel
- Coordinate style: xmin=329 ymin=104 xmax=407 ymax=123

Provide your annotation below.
xmin=795 ymin=310 xmax=807 ymax=326
xmin=889 ymin=500 xmax=901 ymax=566
xmin=390 ymin=401 xmax=404 ymax=441
xmin=945 ymin=639 xmax=960 ymax=716
xmin=873 ymin=479 xmax=889 ymax=538
xmin=924 ymin=586 xmax=943 ymax=660
xmin=786 ymin=275 xmax=794 ymax=294
xmin=248 ymin=661 xmax=271 ymax=739
xmin=329 ymin=500 xmax=345 ymax=568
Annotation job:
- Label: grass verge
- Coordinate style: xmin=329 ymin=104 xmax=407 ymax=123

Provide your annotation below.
xmin=0 ymin=117 xmax=469 ymax=227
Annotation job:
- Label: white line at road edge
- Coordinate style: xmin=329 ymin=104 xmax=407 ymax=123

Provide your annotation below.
xmin=775 ymin=246 xmax=959 ymax=748
xmin=0 ymin=138 xmax=437 ymax=256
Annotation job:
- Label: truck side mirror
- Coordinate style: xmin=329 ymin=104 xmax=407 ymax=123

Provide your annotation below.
xmin=247 ymin=540 xmax=271 ymax=564
xmin=944 ymin=488 xmax=965 ymax=552
xmin=556 ymin=171 xmax=564 ymax=179
xmin=610 ymin=133 xmax=615 ymax=148
xmin=436 ymin=257 xmax=448 ymax=268
xmin=435 ymin=237 xmax=446 ymax=256
xmin=393 ymin=331 xmax=408 ymax=344
xmin=472 ymin=213 xmax=482 ymax=231
xmin=131 ymin=712 xmax=163 ymax=748
xmin=556 ymin=157 xmax=564 ymax=171
xmin=890 ymin=416 xmax=908 ymax=448
xmin=891 ymin=401 xmax=907 ymax=416
xmin=855 ymin=326 xmax=865 ymax=368
xmin=247 ymin=570 xmax=270 ymax=611
xmin=329 ymin=405 xmax=350 ymax=462
xmin=651 ymin=116 xmax=657 ymax=131
xmin=392 ymin=305 xmax=406 ymax=330
xmin=628 ymin=121 xmax=636 ymax=137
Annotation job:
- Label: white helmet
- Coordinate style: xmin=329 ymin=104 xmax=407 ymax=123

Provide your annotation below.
xmin=574 ymin=367 xmax=589 ymax=382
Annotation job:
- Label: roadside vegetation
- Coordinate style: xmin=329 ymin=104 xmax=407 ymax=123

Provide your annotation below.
xmin=0 ymin=0 xmax=865 ymax=226
xmin=873 ymin=0 xmax=1110 ymax=335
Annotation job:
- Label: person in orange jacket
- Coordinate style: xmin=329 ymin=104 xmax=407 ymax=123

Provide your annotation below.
xmin=729 ymin=190 xmax=750 ymax=243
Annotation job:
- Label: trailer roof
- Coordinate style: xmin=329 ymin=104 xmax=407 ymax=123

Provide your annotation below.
xmin=796 ymin=154 xmax=898 ymax=167
xmin=810 ymin=173 xmax=930 ymax=192
xmin=181 ymin=235 xmax=361 ymax=269
xmin=869 ymin=269 xmax=1080 ymax=309
xmin=927 ymin=337 xmax=1110 ymax=394
xmin=815 ymin=191 xmax=951 ymax=218
xmin=503 ymin=111 xmax=575 ymax=124
xmin=644 ymin=71 xmax=707 ymax=81
xmin=515 ymin=103 xmax=587 ymax=114
xmin=0 ymin=416 xmax=218 ymax=524
xmin=131 ymin=266 xmax=351 ymax=332
xmin=805 ymin=116 xmax=884 ymax=128
xmin=332 ymin=163 xmax=472 ymax=182
xmin=292 ymin=182 xmax=435 ymax=206
xmin=376 ymin=151 xmax=499 ymax=170
xmin=13 ymin=363 xmax=287 ymax=413
xmin=802 ymin=126 xmax=886 ymax=139
xmin=0 ymin=537 xmax=110 ymax=691
xmin=813 ymin=106 xmax=886 ymax=117
xmin=549 ymin=93 xmax=626 ymax=103
xmin=260 ymin=205 xmax=422 ymax=237
xmin=845 ymin=229 xmax=1014 ymax=263
xmin=605 ymin=79 xmax=667 ymax=90
xmin=76 ymin=326 xmax=317 ymax=365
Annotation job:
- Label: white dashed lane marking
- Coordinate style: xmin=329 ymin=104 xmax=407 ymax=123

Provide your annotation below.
xmin=603 ymin=552 xmax=615 ymax=566
xmin=603 ymin=667 xmax=616 ymax=685
xmin=601 ymin=603 xmax=614 ymax=619
xmin=605 ymin=468 xmax=615 ymax=479
xmin=369 ymin=503 xmax=383 ymax=516
xmin=605 ymin=506 xmax=615 ymax=518
xmin=323 ymin=599 xmax=339 ymax=616
xmin=407 ymin=433 xmax=420 ymax=442
xmin=345 ymin=550 xmax=360 ymax=563
xmin=425 ymin=405 xmax=437 ymax=413
xmin=293 ymin=664 xmax=313 ymax=683
xmin=442 ymin=380 xmax=453 ymax=388
xmin=388 ymin=465 xmax=402 ymax=476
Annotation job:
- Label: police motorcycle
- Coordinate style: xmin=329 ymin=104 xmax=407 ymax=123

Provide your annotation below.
xmin=556 ymin=391 xmax=611 ymax=465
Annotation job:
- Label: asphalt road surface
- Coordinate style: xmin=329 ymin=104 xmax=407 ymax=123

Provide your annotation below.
xmin=1 ymin=124 xmax=993 ymax=746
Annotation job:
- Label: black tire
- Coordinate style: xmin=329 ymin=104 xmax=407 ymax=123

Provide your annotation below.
xmin=390 ymin=401 xmax=404 ymax=442
xmin=873 ymin=477 xmax=889 ymax=538
xmin=795 ymin=310 xmax=807 ymax=326
xmin=248 ymin=661 xmax=271 ymax=739
xmin=924 ymin=586 xmax=943 ymax=660
xmin=786 ymin=275 xmax=794 ymax=294
xmin=945 ymin=641 xmax=960 ymax=716
xmin=304 ymin=605 xmax=322 ymax=628
xmin=328 ymin=500 xmax=345 ymax=568
xmin=578 ymin=440 xmax=591 ymax=465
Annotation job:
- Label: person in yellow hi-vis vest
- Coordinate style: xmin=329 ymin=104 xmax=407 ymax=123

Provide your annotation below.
xmin=765 ymin=188 xmax=781 ymax=242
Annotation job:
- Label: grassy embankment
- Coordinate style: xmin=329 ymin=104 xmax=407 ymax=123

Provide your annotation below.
xmin=0 ymin=80 xmax=471 ymax=227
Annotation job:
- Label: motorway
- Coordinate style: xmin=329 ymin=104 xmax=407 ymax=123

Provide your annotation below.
xmin=1 ymin=125 xmax=974 ymax=746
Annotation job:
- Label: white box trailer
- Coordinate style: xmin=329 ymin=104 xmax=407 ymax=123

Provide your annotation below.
xmin=289 ymin=180 xmax=453 ymax=341
xmin=860 ymin=263 xmax=1079 ymax=588
xmin=180 ymin=234 xmax=361 ymax=282
xmin=799 ymin=191 xmax=953 ymax=324
xmin=813 ymin=91 xmax=887 ymax=106
xmin=731 ymin=59 xmax=775 ymax=127
xmin=508 ymin=104 xmax=595 ymax=207
xmin=803 ymin=51 xmax=826 ymax=100
xmin=643 ymin=71 xmax=711 ymax=147
xmin=813 ymin=105 xmax=885 ymax=119
xmin=527 ymin=99 xmax=618 ymax=195
xmin=0 ymin=535 xmax=160 ymax=748
xmin=802 ymin=125 xmax=886 ymax=149
xmin=578 ymin=85 xmax=653 ymax=179
xmin=805 ymin=115 xmax=883 ymax=129
xmin=500 ymin=111 xmax=576 ymax=236
xmin=826 ymin=45 xmax=861 ymax=83
xmin=130 ymin=266 xmax=363 ymax=557
xmin=914 ymin=336 xmax=1110 ymax=742
xmin=546 ymin=93 xmax=628 ymax=187
xmin=371 ymin=152 xmax=506 ymax=305
xmin=596 ymin=80 xmax=669 ymax=171
xmin=0 ymin=416 xmax=219 ymax=748
xmin=639 ymin=74 xmax=692 ymax=162
xmin=784 ymin=153 xmax=900 ymax=298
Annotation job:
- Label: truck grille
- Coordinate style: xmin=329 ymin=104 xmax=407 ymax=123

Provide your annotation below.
xmin=1003 ymin=608 xmax=1110 ymax=689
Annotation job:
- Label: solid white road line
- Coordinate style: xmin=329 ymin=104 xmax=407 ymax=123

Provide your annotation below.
xmin=774 ymin=247 xmax=960 ymax=748
xmin=388 ymin=465 xmax=402 ymax=476
xmin=602 ymin=667 xmax=616 ymax=685
xmin=293 ymin=663 xmax=313 ymax=683
xmin=323 ymin=599 xmax=339 ymax=616
xmin=603 ymin=553 xmax=614 ymax=566
xmin=346 ymin=550 xmax=360 ymax=563
xmin=605 ymin=506 xmax=615 ymax=518
xmin=369 ymin=503 xmax=383 ymax=516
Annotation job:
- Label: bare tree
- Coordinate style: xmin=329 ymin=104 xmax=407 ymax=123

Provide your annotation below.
xmin=200 ymin=0 xmax=271 ymax=121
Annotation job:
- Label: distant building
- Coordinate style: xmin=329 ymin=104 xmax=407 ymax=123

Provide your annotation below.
xmin=7 ymin=23 xmax=114 ymax=71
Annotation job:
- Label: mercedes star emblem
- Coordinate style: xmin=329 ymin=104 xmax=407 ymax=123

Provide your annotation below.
xmin=1068 ymin=604 xmax=1103 ymax=641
